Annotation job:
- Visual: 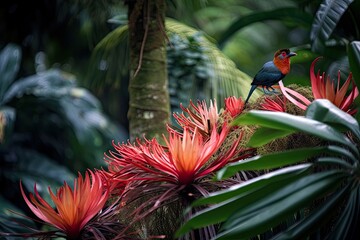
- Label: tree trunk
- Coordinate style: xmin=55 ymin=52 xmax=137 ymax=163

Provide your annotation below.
xmin=127 ymin=0 xmax=170 ymax=142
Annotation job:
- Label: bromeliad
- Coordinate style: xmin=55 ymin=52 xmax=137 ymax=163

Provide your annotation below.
xmin=280 ymin=57 xmax=359 ymax=115
xmin=20 ymin=170 xmax=110 ymax=240
xmin=224 ymin=96 xmax=245 ymax=118
xmin=106 ymin=124 xmax=242 ymax=186
xmin=171 ymin=99 xmax=219 ymax=137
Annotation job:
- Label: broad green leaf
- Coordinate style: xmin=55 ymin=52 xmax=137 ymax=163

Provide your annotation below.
xmin=233 ymin=110 xmax=357 ymax=153
xmin=4 ymin=148 xmax=75 ymax=190
xmin=329 ymin=186 xmax=360 ymax=240
xmin=310 ymin=0 xmax=354 ymax=52
xmin=348 ymin=41 xmax=360 ymax=91
xmin=176 ymin=165 xmax=311 ymax=236
xmin=195 ymin=164 xmax=311 ymax=206
xmin=3 ymin=70 xmax=76 ymax=104
xmin=247 ymin=127 xmax=294 ymax=147
xmin=316 ymin=157 xmax=354 ymax=169
xmin=218 ymin=8 xmax=312 ymax=48
xmin=0 ymin=44 xmax=21 ymax=103
xmin=217 ymin=171 xmax=348 ymax=239
xmin=221 ymin=170 xmax=346 ymax=230
xmin=272 ymin=184 xmax=351 ymax=240
xmin=306 ymin=99 xmax=360 ymax=140
xmin=217 ymin=146 xmax=349 ymax=180
xmin=348 ymin=41 xmax=360 ymax=123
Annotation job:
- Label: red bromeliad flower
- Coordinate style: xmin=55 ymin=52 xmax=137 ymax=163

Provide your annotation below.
xmin=260 ymin=95 xmax=287 ymax=112
xmin=171 ymin=99 xmax=219 ymax=137
xmin=224 ymin=96 xmax=245 ymax=117
xmin=20 ymin=170 xmax=110 ymax=240
xmin=280 ymin=57 xmax=359 ymax=115
xmin=106 ymin=124 xmax=242 ymax=186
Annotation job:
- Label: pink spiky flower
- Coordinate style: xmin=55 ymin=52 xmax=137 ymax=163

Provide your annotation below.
xmin=20 ymin=170 xmax=109 ymax=240
xmin=171 ymin=99 xmax=219 ymax=137
xmin=280 ymin=57 xmax=359 ymax=115
xmin=224 ymin=96 xmax=245 ymax=117
xmin=106 ymin=123 xmax=242 ymax=186
xmin=259 ymin=95 xmax=287 ymax=112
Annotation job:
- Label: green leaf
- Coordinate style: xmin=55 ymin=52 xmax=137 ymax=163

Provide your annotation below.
xmin=272 ymin=183 xmax=351 ymax=240
xmin=247 ymin=127 xmax=294 ymax=147
xmin=4 ymin=148 xmax=76 ymax=203
xmin=0 ymin=44 xmax=21 ymax=103
xmin=310 ymin=0 xmax=354 ymax=52
xmin=329 ymin=186 xmax=360 ymax=239
xmin=305 ymin=99 xmax=360 ymax=140
xmin=216 ymin=170 xmax=348 ymax=240
xmin=200 ymin=164 xmax=311 ymax=206
xmin=233 ymin=110 xmax=357 ymax=153
xmin=218 ymin=8 xmax=312 ymax=48
xmin=216 ymin=146 xmax=349 ymax=180
xmin=316 ymin=157 xmax=355 ymax=169
xmin=349 ymin=41 xmax=360 ymax=81
xmin=176 ymin=164 xmax=311 ymax=237
xmin=348 ymin=41 xmax=360 ymax=112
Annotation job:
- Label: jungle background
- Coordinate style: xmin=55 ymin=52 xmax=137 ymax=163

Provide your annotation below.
xmin=1 ymin=0 xmax=359 ymax=236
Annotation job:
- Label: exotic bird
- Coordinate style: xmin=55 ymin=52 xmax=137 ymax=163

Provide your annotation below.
xmin=244 ymin=48 xmax=297 ymax=104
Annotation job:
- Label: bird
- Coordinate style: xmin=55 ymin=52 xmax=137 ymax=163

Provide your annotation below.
xmin=244 ymin=48 xmax=297 ymax=105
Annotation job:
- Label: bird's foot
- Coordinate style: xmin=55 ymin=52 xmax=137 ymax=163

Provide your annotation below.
xmin=262 ymin=87 xmax=279 ymax=95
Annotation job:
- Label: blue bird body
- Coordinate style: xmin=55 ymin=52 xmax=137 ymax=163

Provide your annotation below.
xmin=244 ymin=49 xmax=296 ymax=105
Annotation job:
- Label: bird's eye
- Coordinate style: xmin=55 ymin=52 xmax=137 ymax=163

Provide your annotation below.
xmin=281 ymin=51 xmax=286 ymax=56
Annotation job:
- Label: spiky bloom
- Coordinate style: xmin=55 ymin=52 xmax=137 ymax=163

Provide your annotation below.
xmin=260 ymin=95 xmax=287 ymax=112
xmin=171 ymin=99 xmax=219 ymax=137
xmin=106 ymin=124 xmax=241 ymax=186
xmin=280 ymin=57 xmax=359 ymax=115
xmin=224 ymin=96 xmax=244 ymax=117
xmin=20 ymin=170 xmax=110 ymax=240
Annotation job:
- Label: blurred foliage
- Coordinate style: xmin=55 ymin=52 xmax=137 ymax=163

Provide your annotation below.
xmin=0 ymin=0 xmax=122 ymax=78
xmin=87 ymin=18 xmax=261 ymax=127
xmin=167 ymin=32 xmax=212 ymax=115
xmin=0 ymin=44 xmax=125 ymax=234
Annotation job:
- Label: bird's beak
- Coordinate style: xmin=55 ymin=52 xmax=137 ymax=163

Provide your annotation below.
xmin=287 ymin=52 xmax=297 ymax=58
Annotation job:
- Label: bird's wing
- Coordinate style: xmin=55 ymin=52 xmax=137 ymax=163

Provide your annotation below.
xmin=252 ymin=61 xmax=285 ymax=86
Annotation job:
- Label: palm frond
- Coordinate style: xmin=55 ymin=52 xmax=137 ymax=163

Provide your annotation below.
xmin=166 ymin=18 xmax=260 ymax=106
xmin=86 ymin=25 xmax=129 ymax=92
xmin=310 ymin=0 xmax=354 ymax=51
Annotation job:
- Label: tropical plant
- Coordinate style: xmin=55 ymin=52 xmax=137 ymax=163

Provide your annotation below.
xmin=0 ymin=44 xmax=124 ymax=234
xmin=103 ymin=98 xmax=256 ymax=239
xmin=18 ymin=170 xmax=111 ymax=239
xmin=280 ymin=56 xmax=358 ymax=115
xmin=176 ymin=99 xmax=360 ymax=239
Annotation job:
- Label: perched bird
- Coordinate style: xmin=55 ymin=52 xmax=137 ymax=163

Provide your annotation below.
xmin=244 ymin=48 xmax=297 ymax=104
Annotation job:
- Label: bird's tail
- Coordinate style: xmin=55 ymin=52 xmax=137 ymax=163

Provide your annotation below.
xmin=244 ymin=85 xmax=257 ymax=105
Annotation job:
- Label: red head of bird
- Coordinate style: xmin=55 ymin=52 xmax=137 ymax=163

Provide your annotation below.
xmin=273 ymin=48 xmax=297 ymax=75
